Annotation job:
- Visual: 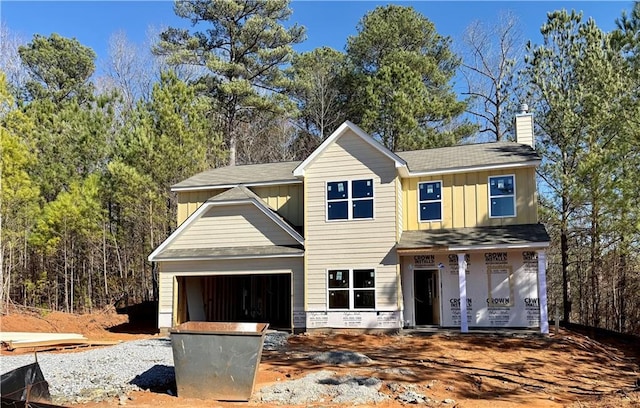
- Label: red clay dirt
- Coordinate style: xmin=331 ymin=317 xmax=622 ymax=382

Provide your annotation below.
xmin=1 ymin=307 xmax=638 ymax=408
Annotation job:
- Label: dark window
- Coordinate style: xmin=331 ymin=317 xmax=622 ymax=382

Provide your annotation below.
xmin=489 ymin=175 xmax=515 ymax=217
xmin=328 ymin=269 xmax=375 ymax=310
xmin=418 ymin=181 xmax=442 ymax=221
xmin=327 ymin=179 xmax=374 ymax=220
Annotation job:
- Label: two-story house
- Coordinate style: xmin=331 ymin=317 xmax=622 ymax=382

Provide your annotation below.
xmin=148 ymin=111 xmax=550 ymax=333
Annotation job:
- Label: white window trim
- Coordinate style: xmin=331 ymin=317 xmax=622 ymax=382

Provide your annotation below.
xmin=488 ymin=174 xmax=517 ymax=218
xmin=326 ymin=268 xmax=376 ymax=311
xmin=418 ymin=180 xmax=443 ymax=223
xmin=325 ymin=179 xmax=375 ymax=222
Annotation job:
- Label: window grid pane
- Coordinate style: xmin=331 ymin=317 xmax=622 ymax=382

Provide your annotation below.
xmin=489 ymin=176 xmax=514 ymax=196
xmin=352 ymin=179 xmax=373 ymax=198
xmin=352 ymin=199 xmax=373 ymax=219
xmin=329 ymin=290 xmax=349 ymax=309
xmin=354 ymin=269 xmax=375 ymax=288
xmin=419 ymin=182 xmax=441 ymax=201
xmin=491 ymin=197 xmax=515 ymax=217
xmin=328 ymin=201 xmax=348 ymax=220
xmin=328 ymin=270 xmax=349 ymax=288
xmin=354 ymin=290 xmax=375 ymax=309
xmin=420 ymin=202 xmax=441 ymax=221
xmin=327 ymin=181 xmax=348 ymax=200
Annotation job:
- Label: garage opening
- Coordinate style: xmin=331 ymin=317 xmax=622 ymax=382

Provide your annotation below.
xmin=176 ymin=274 xmax=292 ymax=330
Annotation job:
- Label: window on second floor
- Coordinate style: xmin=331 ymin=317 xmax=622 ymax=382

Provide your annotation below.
xmin=419 ymin=181 xmax=442 ymax=222
xmin=327 ymin=179 xmax=373 ymax=221
xmin=489 ymin=175 xmax=515 ymax=217
xmin=328 ymin=269 xmax=375 ymax=310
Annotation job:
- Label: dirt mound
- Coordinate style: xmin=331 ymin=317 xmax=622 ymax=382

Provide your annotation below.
xmin=0 ymin=306 xmax=148 ymax=343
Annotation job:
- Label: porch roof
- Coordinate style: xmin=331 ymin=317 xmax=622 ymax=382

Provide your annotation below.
xmin=397 ymin=224 xmax=550 ymax=252
xmin=151 ymin=244 xmax=304 ymax=261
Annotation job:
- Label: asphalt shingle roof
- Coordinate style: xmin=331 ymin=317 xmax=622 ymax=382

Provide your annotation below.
xmin=152 ymin=245 xmax=304 ymax=260
xmin=172 ymin=160 xmax=301 ymax=190
xmin=171 ymin=142 xmax=539 ymax=189
xmin=396 ymin=142 xmax=539 ymax=173
xmin=206 ymin=185 xmax=264 ymax=202
xmin=398 ymin=224 xmax=550 ymax=250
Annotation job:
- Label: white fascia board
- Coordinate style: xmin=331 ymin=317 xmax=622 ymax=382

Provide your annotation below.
xmin=293 ymin=120 xmax=408 ymax=177
xmin=407 ymin=160 xmax=540 ymax=178
xmin=153 ymin=253 xmax=305 ymax=262
xmin=148 ymin=201 xmax=215 ymax=261
xmin=247 ymin=198 xmax=305 ymax=245
xmin=171 ymin=179 xmax=302 ymax=192
xmin=449 ymin=241 xmax=550 ymax=251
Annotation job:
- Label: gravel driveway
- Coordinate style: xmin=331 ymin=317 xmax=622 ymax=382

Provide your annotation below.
xmin=0 ymin=332 xmax=390 ymax=405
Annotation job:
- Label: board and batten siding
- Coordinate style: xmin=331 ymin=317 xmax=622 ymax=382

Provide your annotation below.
xmin=177 ymin=189 xmax=225 ymax=225
xmin=402 ymin=167 xmax=538 ymax=230
xmin=169 ymin=204 xmax=299 ymax=250
xmin=157 ymin=257 xmax=304 ymax=328
xmin=252 ymin=184 xmax=303 ymax=228
xmin=304 ymin=130 xmax=399 ymax=311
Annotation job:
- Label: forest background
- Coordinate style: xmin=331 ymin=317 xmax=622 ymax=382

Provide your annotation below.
xmin=1 ymin=0 xmax=639 ymax=335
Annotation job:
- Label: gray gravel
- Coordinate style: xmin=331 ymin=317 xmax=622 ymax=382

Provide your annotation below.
xmin=0 ymin=332 xmax=395 ymax=405
xmin=0 ymin=333 xmax=292 ymax=404
xmin=257 ymin=370 xmax=388 ymax=405
xmin=0 ymin=338 xmax=174 ymax=404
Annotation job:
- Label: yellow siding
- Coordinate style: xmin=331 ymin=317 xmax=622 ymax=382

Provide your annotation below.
xmin=442 ymin=175 xmax=453 ymax=228
xmin=464 ymin=172 xmax=478 ymax=227
xmin=177 ymin=189 xmax=225 ymax=225
xmin=169 ymin=204 xmax=299 ymax=250
xmin=304 ymin=130 xmax=399 ymax=311
xmin=402 ymin=167 xmax=538 ymax=230
xmin=452 ymin=174 xmax=465 ymax=228
xmin=252 ymin=184 xmax=303 ymax=228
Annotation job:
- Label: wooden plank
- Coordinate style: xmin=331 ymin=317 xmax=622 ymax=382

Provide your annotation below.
xmin=0 ymin=332 xmax=85 ymax=342
xmin=3 ymin=339 xmax=121 ymax=351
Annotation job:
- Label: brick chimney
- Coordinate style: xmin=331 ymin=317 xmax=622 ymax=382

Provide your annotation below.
xmin=515 ymin=104 xmax=534 ymax=148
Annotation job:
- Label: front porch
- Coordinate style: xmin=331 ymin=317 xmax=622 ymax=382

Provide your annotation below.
xmin=397 ymin=224 xmax=551 ymax=334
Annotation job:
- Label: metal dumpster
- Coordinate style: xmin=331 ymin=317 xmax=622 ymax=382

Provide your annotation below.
xmin=169 ymin=321 xmax=269 ymax=401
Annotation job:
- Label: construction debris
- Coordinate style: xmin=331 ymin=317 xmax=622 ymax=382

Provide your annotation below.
xmin=1 ymin=332 xmax=120 ymax=352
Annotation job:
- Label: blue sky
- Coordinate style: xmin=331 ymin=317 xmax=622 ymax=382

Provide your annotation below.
xmin=1 ymin=1 xmax=629 ymax=66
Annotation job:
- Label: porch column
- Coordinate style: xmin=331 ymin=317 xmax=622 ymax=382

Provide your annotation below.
xmin=457 ymin=253 xmax=468 ymax=333
xmin=537 ymin=250 xmax=549 ymax=334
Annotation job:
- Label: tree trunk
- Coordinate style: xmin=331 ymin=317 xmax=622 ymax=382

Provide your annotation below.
xmin=561 ymin=197 xmax=570 ymax=323
xmin=64 ymin=238 xmax=69 ymax=313
xmin=103 ymin=223 xmax=109 ymax=299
